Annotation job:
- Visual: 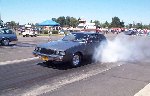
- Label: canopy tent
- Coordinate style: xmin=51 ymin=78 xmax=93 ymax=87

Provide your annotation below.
xmin=38 ymin=20 xmax=60 ymax=26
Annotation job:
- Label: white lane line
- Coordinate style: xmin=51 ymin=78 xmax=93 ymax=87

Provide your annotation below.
xmin=0 ymin=57 xmax=39 ymax=65
xmin=134 ymin=83 xmax=150 ymax=96
xmin=21 ymin=63 xmax=123 ymax=96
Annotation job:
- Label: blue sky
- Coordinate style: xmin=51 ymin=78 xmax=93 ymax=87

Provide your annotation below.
xmin=1 ymin=0 xmax=150 ymax=25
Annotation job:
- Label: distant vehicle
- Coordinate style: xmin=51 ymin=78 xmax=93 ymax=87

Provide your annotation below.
xmin=123 ymin=30 xmax=137 ymax=35
xmin=22 ymin=29 xmax=37 ymax=37
xmin=0 ymin=28 xmax=18 ymax=46
xmin=58 ymin=30 xmax=70 ymax=35
xmin=22 ymin=25 xmax=37 ymax=37
xmin=147 ymin=32 xmax=150 ymax=36
xmin=58 ymin=30 xmax=65 ymax=35
xmin=33 ymin=32 xmax=107 ymax=67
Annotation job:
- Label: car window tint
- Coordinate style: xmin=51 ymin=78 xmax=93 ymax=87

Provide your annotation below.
xmin=89 ymin=34 xmax=99 ymax=42
xmin=5 ymin=29 xmax=13 ymax=34
xmin=0 ymin=29 xmax=5 ymax=34
xmin=63 ymin=33 xmax=87 ymax=41
xmin=73 ymin=33 xmax=87 ymax=41
xmin=63 ymin=34 xmax=75 ymax=41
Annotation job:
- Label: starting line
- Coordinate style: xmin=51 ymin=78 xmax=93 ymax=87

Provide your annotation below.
xmin=0 ymin=57 xmax=39 ymax=65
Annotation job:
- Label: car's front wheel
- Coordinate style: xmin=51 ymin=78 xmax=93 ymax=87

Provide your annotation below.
xmin=1 ymin=39 xmax=9 ymax=46
xmin=71 ymin=53 xmax=82 ymax=67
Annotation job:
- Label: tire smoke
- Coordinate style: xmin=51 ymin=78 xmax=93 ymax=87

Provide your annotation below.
xmin=93 ymin=35 xmax=150 ymax=63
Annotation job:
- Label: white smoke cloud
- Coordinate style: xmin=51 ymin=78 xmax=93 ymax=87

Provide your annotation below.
xmin=93 ymin=34 xmax=150 ymax=63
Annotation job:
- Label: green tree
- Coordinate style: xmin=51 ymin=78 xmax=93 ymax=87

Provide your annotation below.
xmin=52 ymin=18 xmax=57 ymax=22
xmin=143 ymin=25 xmax=148 ymax=29
xmin=148 ymin=24 xmax=150 ymax=29
xmin=0 ymin=20 xmax=3 ymax=27
xmin=5 ymin=21 xmax=17 ymax=29
xmin=78 ymin=17 xmax=81 ymax=21
xmin=111 ymin=17 xmax=124 ymax=28
xmin=65 ymin=16 xmax=71 ymax=27
xmin=93 ymin=20 xmax=100 ymax=26
xmin=57 ymin=16 xmax=66 ymax=27
xmin=120 ymin=20 xmax=125 ymax=27
xmin=129 ymin=24 xmax=133 ymax=29
xmin=136 ymin=23 xmax=143 ymax=29
xmin=90 ymin=20 xmax=93 ymax=23
xmin=70 ymin=17 xmax=79 ymax=28
xmin=102 ymin=21 xmax=110 ymax=28
xmin=105 ymin=21 xmax=110 ymax=28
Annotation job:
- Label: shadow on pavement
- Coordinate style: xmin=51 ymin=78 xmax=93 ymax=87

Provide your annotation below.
xmin=16 ymin=42 xmax=36 ymax=47
xmin=37 ymin=59 xmax=93 ymax=70
xmin=37 ymin=61 xmax=73 ymax=70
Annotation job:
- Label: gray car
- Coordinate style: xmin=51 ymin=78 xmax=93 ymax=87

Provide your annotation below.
xmin=0 ymin=28 xmax=18 ymax=46
xmin=33 ymin=32 xmax=107 ymax=67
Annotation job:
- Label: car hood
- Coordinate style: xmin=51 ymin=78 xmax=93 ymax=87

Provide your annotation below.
xmin=37 ymin=40 xmax=82 ymax=51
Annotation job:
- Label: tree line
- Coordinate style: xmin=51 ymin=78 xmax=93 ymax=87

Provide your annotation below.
xmin=1 ymin=16 xmax=150 ymax=29
xmin=52 ymin=16 xmax=79 ymax=28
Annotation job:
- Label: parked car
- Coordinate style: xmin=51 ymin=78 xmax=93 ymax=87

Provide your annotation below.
xmin=58 ymin=30 xmax=65 ymax=35
xmin=33 ymin=32 xmax=107 ymax=67
xmin=123 ymin=30 xmax=137 ymax=35
xmin=147 ymin=32 xmax=150 ymax=37
xmin=0 ymin=28 xmax=18 ymax=46
xmin=22 ymin=29 xmax=37 ymax=37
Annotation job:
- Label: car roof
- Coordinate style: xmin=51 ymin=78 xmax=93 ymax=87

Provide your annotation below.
xmin=72 ymin=31 xmax=100 ymax=35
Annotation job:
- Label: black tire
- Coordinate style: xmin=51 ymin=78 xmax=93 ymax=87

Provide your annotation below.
xmin=26 ymin=34 xmax=29 ymax=37
xmin=71 ymin=53 xmax=82 ymax=67
xmin=1 ymin=39 xmax=9 ymax=46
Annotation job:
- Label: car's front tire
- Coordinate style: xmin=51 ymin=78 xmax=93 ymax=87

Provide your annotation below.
xmin=71 ymin=53 xmax=82 ymax=67
xmin=1 ymin=39 xmax=9 ymax=46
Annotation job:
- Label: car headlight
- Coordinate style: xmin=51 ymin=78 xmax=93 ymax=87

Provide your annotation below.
xmin=34 ymin=47 xmax=38 ymax=51
xmin=35 ymin=47 xmax=41 ymax=52
xmin=55 ymin=51 xmax=65 ymax=55
xmin=55 ymin=50 xmax=60 ymax=55
xmin=59 ymin=51 xmax=65 ymax=56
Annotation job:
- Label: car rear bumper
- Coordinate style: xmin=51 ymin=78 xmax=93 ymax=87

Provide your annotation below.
xmin=33 ymin=51 xmax=64 ymax=62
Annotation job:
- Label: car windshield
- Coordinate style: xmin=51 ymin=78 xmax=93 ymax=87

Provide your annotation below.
xmin=62 ymin=33 xmax=87 ymax=42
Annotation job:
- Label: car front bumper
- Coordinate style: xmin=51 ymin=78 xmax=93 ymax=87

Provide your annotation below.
xmin=10 ymin=39 xmax=18 ymax=45
xmin=33 ymin=51 xmax=64 ymax=62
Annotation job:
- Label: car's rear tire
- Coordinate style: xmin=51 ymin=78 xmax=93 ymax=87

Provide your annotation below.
xmin=71 ymin=53 xmax=82 ymax=67
xmin=26 ymin=34 xmax=29 ymax=37
xmin=1 ymin=39 xmax=9 ymax=46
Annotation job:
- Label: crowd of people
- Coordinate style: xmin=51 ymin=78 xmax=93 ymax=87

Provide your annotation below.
xmin=96 ymin=28 xmax=150 ymax=36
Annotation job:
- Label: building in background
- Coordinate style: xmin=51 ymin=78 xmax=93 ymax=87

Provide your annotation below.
xmin=73 ymin=18 xmax=96 ymax=32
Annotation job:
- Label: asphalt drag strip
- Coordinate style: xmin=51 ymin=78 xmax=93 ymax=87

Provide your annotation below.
xmin=43 ymin=61 xmax=150 ymax=96
xmin=0 ymin=57 xmax=39 ymax=66
xmin=0 ymin=59 xmax=124 ymax=96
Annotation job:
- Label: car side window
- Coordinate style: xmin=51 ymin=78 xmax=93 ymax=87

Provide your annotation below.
xmin=88 ymin=34 xmax=99 ymax=42
xmin=5 ymin=29 xmax=13 ymax=34
xmin=0 ymin=30 xmax=5 ymax=34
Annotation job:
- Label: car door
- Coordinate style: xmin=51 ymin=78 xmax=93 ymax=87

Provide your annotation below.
xmin=0 ymin=29 xmax=5 ymax=41
xmin=85 ymin=34 xmax=100 ymax=56
xmin=4 ymin=29 xmax=17 ymax=41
